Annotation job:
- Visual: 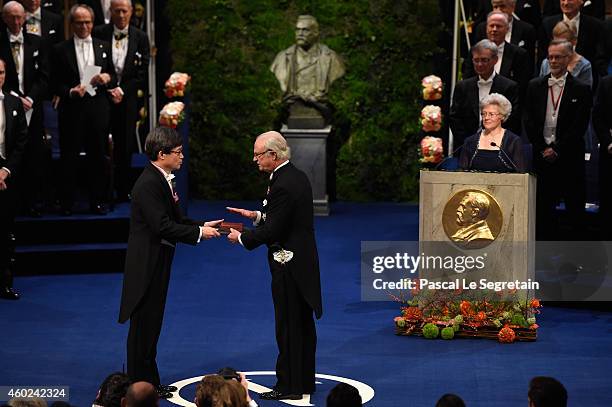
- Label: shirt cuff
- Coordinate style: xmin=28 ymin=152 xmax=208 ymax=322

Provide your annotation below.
xmin=248 ymin=400 xmax=258 ymax=407
xmin=253 ymin=211 xmax=262 ymax=225
xmin=237 ymin=232 xmax=244 ymax=247
xmin=197 ymin=226 xmax=203 ymax=243
xmin=116 ymin=86 xmax=124 ymax=96
xmin=1 ymin=167 xmax=11 ymax=177
xmin=26 ymin=96 xmax=34 ymax=104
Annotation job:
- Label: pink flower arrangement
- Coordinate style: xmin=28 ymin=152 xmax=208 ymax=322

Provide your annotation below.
xmin=421 ymin=75 xmax=443 ymax=101
xmin=419 ymin=136 xmax=444 ymax=164
xmin=420 ymin=105 xmax=442 ymax=132
xmin=164 ymin=72 xmax=191 ymax=98
xmin=159 ymin=101 xmax=185 ymax=128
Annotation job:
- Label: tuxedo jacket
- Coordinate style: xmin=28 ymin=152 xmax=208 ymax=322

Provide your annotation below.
xmin=473 ymin=18 xmax=537 ymax=70
xmin=93 ymin=24 xmax=150 ymax=100
xmin=543 ymin=0 xmax=606 ymax=20
xmin=593 ymin=76 xmax=612 ymax=154
xmin=39 ymin=8 xmax=65 ymax=47
xmin=51 ymin=37 xmax=117 ymax=106
xmin=538 ymin=13 xmax=606 ymax=76
xmin=473 ymin=0 xmax=542 ymax=28
xmin=524 ymin=73 xmax=592 ymax=161
xmin=241 ymin=162 xmax=323 ymax=319
xmin=119 ymin=162 xmax=201 ymax=323
xmin=0 ymin=32 xmax=48 ymax=104
xmin=464 ymin=41 xmax=531 ymax=98
xmin=449 ymin=74 xmax=520 ymax=148
xmin=0 ymin=93 xmax=28 ymax=175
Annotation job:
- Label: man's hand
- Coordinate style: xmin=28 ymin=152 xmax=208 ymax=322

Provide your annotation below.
xmin=204 ymin=219 xmax=224 ymax=228
xmin=607 ymin=143 xmax=612 ymax=155
xmin=20 ymin=97 xmax=33 ymax=112
xmin=91 ymin=73 xmax=111 ymax=86
xmin=0 ymin=168 xmax=9 ymax=191
xmin=226 ymin=207 xmax=257 ymax=220
xmin=108 ymin=87 xmax=123 ymax=104
xmin=52 ymin=95 xmax=60 ymax=109
xmin=201 ymin=226 xmax=220 ymax=239
xmin=542 ymin=147 xmax=558 ymax=162
xmin=227 ymin=228 xmax=240 ymax=244
xmin=69 ymin=84 xmax=87 ymax=98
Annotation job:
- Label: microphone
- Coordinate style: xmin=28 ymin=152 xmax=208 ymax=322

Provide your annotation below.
xmin=434 ymin=142 xmax=465 ymax=170
xmin=490 ymin=141 xmax=519 ymax=172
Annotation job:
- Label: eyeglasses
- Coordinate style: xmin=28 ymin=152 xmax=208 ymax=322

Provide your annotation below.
xmin=481 ymin=111 xmax=502 ymax=118
xmin=548 ymin=54 xmax=570 ymax=61
xmin=253 ymin=150 xmax=273 ymax=160
xmin=167 ymin=149 xmax=184 ymax=156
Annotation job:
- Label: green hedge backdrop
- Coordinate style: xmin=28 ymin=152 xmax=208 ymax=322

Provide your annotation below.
xmin=167 ymin=0 xmax=441 ymax=201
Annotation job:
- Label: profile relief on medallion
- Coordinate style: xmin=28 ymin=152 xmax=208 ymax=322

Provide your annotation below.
xmin=451 ymin=192 xmax=495 ymax=244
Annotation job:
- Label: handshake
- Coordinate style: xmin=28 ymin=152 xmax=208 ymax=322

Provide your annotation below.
xmin=200 ymin=206 xmax=256 ymax=241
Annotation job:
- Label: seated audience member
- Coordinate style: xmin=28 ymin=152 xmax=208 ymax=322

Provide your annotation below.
xmin=435 ymin=393 xmax=466 ymax=407
xmin=528 ymin=376 xmax=567 ymax=407
xmin=217 ymin=367 xmax=258 ymax=407
xmin=539 ymin=21 xmax=592 ymax=87
xmin=194 ymin=375 xmax=246 ymax=407
xmin=120 ymin=382 xmax=158 ymax=407
xmin=326 ymin=383 xmax=361 ymax=407
xmin=94 ymin=372 xmax=131 ymax=407
xmin=459 ymin=93 xmax=525 ymax=172
xmin=449 ymin=39 xmax=520 ymax=151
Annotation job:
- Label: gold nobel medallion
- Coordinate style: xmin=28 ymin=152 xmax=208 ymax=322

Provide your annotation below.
xmin=442 ymin=189 xmax=503 ymax=249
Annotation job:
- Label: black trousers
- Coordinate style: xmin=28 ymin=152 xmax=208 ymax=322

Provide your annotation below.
xmin=271 ymin=262 xmax=317 ymax=395
xmin=127 ymin=246 xmax=174 ymax=386
xmin=0 ymin=159 xmax=17 ymax=289
xmin=110 ymin=97 xmax=138 ymax=199
xmin=58 ymin=96 xmax=110 ymax=208
xmin=535 ymin=155 xmax=585 ymax=240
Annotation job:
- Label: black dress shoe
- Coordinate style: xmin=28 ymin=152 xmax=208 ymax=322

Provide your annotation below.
xmin=0 ymin=287 xmax=20 ymax=300
xmin=28 ymin=207 xmax=43 ymax=218
xmin=157 ymin=384 xmax=177 ymax=392
xmin=259 ymin=390 xmax=302 ymax=400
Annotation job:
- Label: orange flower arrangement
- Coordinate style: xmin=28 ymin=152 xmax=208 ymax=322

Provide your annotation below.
xmin=498 ymin=326 xmax=516 ymax=343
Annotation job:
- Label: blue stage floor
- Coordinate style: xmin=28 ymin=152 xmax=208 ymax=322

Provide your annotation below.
xmin=1 ymin=201 xmax=611 ymax=406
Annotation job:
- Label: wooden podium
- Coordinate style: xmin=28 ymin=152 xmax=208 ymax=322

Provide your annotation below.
xmin=419 ymin=170 xmax=536 ymax=285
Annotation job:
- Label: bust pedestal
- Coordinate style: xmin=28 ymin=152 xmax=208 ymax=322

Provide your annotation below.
xmin=281 ymin=124 xmax=331 ymax=216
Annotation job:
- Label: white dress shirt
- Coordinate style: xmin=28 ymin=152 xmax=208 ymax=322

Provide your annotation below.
xmin=25 ymin=8 xmax=42 ymax=36
xmin=543 ymin=72 xmax=568 ymax=145
xmin=563 ymin=12 xmax=580 ymax=38
xmin=8 ymin=30 xmax=24 ymax=94
xmin=74 ymin=35 xmax=95 ymax=82
xmin=112 ymin=26 xmax=129 ymax=82
xmin=494 ymin=42 xmax=505 ymax=74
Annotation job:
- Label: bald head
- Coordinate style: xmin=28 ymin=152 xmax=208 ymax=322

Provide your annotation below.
xmin=121 ymin=382 xmax=158 ymax=407
xmin=2 ymin=1 xmax=25 ymax=34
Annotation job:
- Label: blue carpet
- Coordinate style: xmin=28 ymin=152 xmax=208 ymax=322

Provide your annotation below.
xmin=1 ymin=201 xmax=611 ymax=407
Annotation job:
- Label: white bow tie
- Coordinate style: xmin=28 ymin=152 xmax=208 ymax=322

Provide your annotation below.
xmin=9 ymin=33 xmax=23 ymax=44
xmin=548 ymin=77 xmax=565 ymax=87
xmin=166 ymin=173 xmax=175 ymax=182
xmin=27 ymin=11 xmax=42 ymax=21
xmin=478 ymin=78 xmax=493 ymax=86
xmin=76 ymin=37 xmax=92 ymax=45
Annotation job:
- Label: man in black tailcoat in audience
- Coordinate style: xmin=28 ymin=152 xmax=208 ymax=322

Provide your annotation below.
xmin=473 ymin=0 xmax=537 ymax=72
xmin=524 ymin=40 xmax=592 ymax=240
xmin=51 ymin=4 xmax=116 ymax=215
xmin=119 ymin=127 xmax=222 ymax=398
xmin=93 ymin=0 xmax=149 ymax=201
xmin=538 ymin=0 xmax=606 ymax=78
xmin=451 ymin=39 xmax=520 ymax=151
xmin=0 ymin=58 xmax=29 ymax=300
xmin=592 ymin=76 xmax=612 ymax=239
xmin=227 ymin=131 xmax=322 ymax=401
xmin=464 ymin=11 xmax=531 ymax=100
xmin=0 ymin=1 xmax=48 ymax=217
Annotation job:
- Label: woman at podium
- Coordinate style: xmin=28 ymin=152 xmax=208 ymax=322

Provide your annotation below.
xmin=459 ymin=93 xmax=525 ymax=172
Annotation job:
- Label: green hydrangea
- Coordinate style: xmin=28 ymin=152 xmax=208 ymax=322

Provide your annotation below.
xmin=422 ymin=323 xmax=439 ymax=339
xmin=441 ymin=327 xmax=455 ymax=339
xmin=502 ymin=311 xmax=512 ymax=320
xmin=454 ymin=315 xmax=464 ymax=324
xmin=493 ymin=319 xmax=502 ymax=328
xmin=511 ymin=314 xmax=528 ymax=328
xmin=527 ymin=317 xmax=536 ymax=325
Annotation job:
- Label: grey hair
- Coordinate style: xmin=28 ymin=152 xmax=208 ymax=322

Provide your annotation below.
xmin=487 ymin=10 xmax=509 ymax=26
xmin=111 ymin=0 xmax=133 ymax=8
xmin=549 ymin=39 xmax=574 ymax=55
xmin=69 ymin=3 xmax=95 ymax=23
xmin=480 ymin=93 xmax=512 ymax=122
xmin=258 ymin=131 xmax=291 ymax=160
xmin=3 ymin=1 xmax=25 ymax=14
xmin=471 ymin=39 xmax=499 ymax=57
